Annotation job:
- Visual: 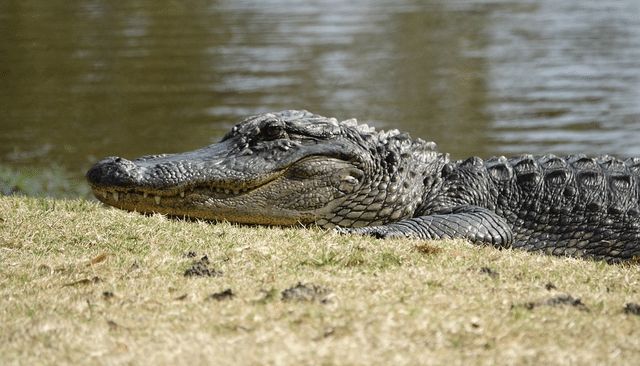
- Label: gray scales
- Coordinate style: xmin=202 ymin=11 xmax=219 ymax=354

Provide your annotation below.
xmin=86 ymin=110 xmax=640 ymax=262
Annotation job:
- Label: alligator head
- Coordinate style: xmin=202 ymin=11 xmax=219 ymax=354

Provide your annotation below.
xmin=86 ymin=110 xmax=445 ymax=228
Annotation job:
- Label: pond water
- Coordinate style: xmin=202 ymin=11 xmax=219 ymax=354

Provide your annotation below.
xmin=1 ymin=0 xmax=640 ymax=190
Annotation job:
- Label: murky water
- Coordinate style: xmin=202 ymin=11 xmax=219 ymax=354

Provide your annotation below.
xmin=1 ymin=0 xmax=640 ymax=189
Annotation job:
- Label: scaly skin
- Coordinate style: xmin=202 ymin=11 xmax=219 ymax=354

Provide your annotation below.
xmin=86 ymin=110 xmax=640 ymax=262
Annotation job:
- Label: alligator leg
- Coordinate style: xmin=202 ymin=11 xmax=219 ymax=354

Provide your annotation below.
xmin=338 ymin=206 xmax=514 ymax=248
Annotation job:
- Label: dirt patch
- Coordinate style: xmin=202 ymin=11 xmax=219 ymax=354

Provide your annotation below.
xmin=184 ymin=254 xmax=222 ymax=277
xmin=128 ymin=261 xmax=140 ymax=272
xmin=479 ymin=266 xmax=499 ymax=278
xmin=515 ymin=294 xmax=589 ymax=312
xmin=414 ymin=243 xmax=442 ymax=256
xmin=281 ymin=282 xmax=333 ymax=304
xmin=62 ymin=276 xmax=101 ymax=287
xmin=37 ymin=264 xmax=53 ymax=275
xmin=543 ymin=294 xmax=587 ymax=309
xmin=106 ymin=319 xmax=130 ymax=331
xmin=87 ymin=253 xmax=108 ymax=266
xmin=623 ymin=302 xmax=640 ymax=316
xmin=174 ymin=294 xmax=188 ymax=301
xmin=208 ymin=288 xmax=234 ymax=301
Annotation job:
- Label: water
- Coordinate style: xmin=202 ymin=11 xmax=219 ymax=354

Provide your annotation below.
xmin=1 ymin=0 xmax=640 ymax=191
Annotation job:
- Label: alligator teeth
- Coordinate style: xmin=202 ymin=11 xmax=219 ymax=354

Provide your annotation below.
xmin=113 ymin=192 xmax=119 ymax=202
xmin=180 ymin=191 xmax=185 ymax=198
xmin=155 ymin=195 xmax=161 ymax=205
xmin=102 ymin=192 xmax=107 ymax=199
xmin=143 ymin=192 xmax=148 ymax=198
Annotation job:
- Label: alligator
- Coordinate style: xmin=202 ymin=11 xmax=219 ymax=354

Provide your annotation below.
xmin=86 ymin=110 xmax=640 ymax=262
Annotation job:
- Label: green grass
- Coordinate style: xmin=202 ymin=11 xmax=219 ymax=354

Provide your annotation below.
xmin=1 ymin=195 xmax=639 ymax=365
xmin=0 ymin=164 xmax=90 ymax=198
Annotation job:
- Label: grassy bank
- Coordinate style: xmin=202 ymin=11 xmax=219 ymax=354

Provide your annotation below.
xmin=0 ymin=164 xmax=89 ymax=198
xmin=1 ymin=195 xmax=639 ymax=365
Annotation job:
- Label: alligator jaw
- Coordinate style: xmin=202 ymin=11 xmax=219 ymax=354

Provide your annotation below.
xmin=85 ymin=150 xmax=354 ymax=225
xmin=90 ymin=184 xmax=254 ymax=209
xmin=87 ymin=164 xmax=290 ymax=221
xmin=88 ymin=181 xmax=322 ymax=226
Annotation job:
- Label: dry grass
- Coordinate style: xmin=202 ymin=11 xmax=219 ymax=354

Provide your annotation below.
xmin=1 ymin=195 xmax=639 ymax=365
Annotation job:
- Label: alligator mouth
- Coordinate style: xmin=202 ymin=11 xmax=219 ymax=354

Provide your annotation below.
xmin=92 ymin=185 xmax=251 ymax=205
xmin=87 ymin=153 xmax=352 ymax=224
xmin=87 ymin=154 xmax=342 ymax=207
xmin=89 ymin=168 xmax=286 ymax=210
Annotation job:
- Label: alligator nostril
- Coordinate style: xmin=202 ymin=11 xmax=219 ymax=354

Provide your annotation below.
xmin=86 ymin=156 xmax=138 ymax=187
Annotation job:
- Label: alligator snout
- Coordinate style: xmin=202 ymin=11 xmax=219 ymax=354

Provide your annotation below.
xmin=86 ymin=156 xmax=140 ymax=188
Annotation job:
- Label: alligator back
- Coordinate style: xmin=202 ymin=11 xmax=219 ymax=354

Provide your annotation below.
xmin=436 ymin=154 xmax=640 ymax=261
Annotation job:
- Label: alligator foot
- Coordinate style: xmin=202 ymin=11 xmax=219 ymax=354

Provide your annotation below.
xmin=336 ymin=206 xmax=514 ymax=248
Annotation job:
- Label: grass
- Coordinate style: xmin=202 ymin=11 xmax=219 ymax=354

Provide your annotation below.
xmin=0 ymin=164 xmax=90 ymax=198
xmin=1 ymin=195 xmax=639 ymax=365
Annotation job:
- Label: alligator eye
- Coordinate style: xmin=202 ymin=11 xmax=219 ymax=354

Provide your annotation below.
xmin=260 ymin=120 xmax=287 ymax=140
